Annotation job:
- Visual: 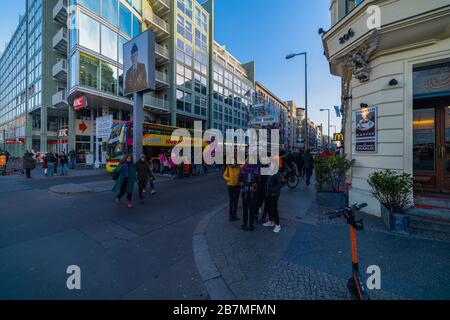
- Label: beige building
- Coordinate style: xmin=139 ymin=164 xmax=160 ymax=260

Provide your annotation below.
xmin=323 ymin=0 xmax=450 ymax=216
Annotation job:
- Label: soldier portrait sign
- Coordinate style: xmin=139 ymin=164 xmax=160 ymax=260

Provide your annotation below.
xmin=355 ymin=106 xmax=377 ymax=153
xmin=123 ymin=29 xmax=156 ymax=96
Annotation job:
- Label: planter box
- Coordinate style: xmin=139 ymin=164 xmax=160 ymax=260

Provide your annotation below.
xmin=316 ymin=191 xmax=347 ymax=209
xmin=381 ymin=205 xmax=410 ymax=235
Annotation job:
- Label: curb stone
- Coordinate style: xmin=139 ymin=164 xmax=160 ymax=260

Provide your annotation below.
xmin=193 ymin=204 xmax=236 ymax=300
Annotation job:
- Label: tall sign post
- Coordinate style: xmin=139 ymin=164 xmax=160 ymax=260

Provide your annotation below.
xmin=123 ymin=29 xmax=156 ymax=162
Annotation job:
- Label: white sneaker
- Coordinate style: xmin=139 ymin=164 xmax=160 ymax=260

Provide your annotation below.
xmin=273 ymin=225 xmax=281 ymax=233
xmin=263 ymin=221 xmax=275 ymax=227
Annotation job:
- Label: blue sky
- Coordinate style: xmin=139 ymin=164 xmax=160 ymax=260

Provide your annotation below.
xmin=0 ymin=0 xmax=342 ymax=132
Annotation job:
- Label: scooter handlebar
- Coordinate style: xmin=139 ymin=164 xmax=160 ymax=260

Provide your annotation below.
xmin=326 ymin=203 xmax=368 ymax=220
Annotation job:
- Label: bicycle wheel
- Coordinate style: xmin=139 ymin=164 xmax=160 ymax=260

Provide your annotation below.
xmin=287 ymin=173 xmax=299 ymax=189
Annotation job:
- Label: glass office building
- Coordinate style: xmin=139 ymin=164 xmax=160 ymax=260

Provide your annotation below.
xmin=0 ymin=0 xmax=263 ymax=160
xmin=212 ymin=41 xmax=254 ymax=134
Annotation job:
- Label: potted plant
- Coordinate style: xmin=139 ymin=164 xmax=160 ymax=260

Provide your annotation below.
xmin=368 ymin=170 xmax=414 ymax=235
xmin=315 ymin=154 xmax=355 ymax=208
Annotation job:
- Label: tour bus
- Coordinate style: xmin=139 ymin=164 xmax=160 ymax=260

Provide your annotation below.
xmin=106 ymin=122 xmax=210 ymax=173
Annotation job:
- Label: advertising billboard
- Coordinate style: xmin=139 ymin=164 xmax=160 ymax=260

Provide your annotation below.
xmin=123 ymin=29 xmax=156 ymax=96
xmin=355 ymin=106 xmax=377 ymax=153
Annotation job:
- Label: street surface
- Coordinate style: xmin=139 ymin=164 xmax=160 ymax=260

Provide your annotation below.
xmin=1 ymin=169 xmax=450 ymax=300
xmin=0 ymin=170 xmax=226 ymax=299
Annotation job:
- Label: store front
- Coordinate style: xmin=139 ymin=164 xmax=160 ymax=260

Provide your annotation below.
xmin=413 ymin=63 xmax=450 ymax=194
xmin=322 ymin=0 xmax=450 ymax=216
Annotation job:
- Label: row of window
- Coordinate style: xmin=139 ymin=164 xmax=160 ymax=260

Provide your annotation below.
xmin=78 ymin=0 xmax=141 ymax=19
xmin=76 ymin=1 xmax=140 ymax=48
xmin=73 ymin=53 xmax=123 ymax=96
xmin=176 ymin=89 xmax=207 ymax=117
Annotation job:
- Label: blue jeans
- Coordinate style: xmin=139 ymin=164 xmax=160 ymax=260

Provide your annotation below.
xmin=70 ymin=158 xmax=76 ymax=169
xmin=61 ymin=164 xmax=68 ymax=176
xmin=47 ymin=163 xmax=55 ymax=176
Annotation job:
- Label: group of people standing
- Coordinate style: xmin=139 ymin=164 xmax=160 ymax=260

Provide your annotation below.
xmin=223 ymin=159 xmax=284 ymax=233
xmin=19 ymin=150 xmax=77 ymax=178
xmin=113 ymin=154 xmax=157 ymax=209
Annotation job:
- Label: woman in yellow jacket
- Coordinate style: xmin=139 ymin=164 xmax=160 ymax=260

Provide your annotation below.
xmin=223 ymin=164 xmax=242 ymax=222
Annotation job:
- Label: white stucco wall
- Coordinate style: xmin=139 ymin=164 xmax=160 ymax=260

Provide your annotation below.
xmin=348 ymin=37 xmax=450 ymax=216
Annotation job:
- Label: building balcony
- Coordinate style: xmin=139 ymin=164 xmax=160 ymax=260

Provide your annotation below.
xmin=155 ymin=70 xmax=169 ymax=88
xmin=52 ymin=90 xmax=68 ymax=109
xmin=155 ymin=43 xmax=169 ymax=64
xmin=143 ymin=11 xmax=170 ymax=41
xmin=53 ymin=0 xmax=68 ymax=25
xmin=52 ymin=59 xmax=68 ymax=82
xmin=52 ymin=27 xmax=67 ymax=55
xmin=144 ymin=95 xmax=169 ymax=113
xmin=149 ymin=0 xmax=171 ymax=16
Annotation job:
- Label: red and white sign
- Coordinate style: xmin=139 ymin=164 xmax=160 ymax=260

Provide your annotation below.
xmin=5 ymin=138 xmax=25 ymax=144
xmin=73 ymin=96 xmax=87 ymax=110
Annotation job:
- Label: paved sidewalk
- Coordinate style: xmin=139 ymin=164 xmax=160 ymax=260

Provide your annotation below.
xmin=1 ymin=167 xmax=108 ymax=181
xmin=197 ymin=179 xmax=450 ymax=300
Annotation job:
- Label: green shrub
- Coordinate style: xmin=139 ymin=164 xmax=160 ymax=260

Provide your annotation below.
xmin=368 ymin=170 xmax=414 ymax=214
xmin=315 ymin=155 xmax=354 ymax=192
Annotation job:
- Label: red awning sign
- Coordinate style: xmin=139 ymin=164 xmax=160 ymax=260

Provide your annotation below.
xmin=73 ymin=96 xmax=87 ymax=110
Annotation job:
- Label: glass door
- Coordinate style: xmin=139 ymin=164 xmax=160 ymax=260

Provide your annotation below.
xmin=441 ymin=106 xmax=450 ymax=193
xmin=413 ymin=107 xmax=437 ymax=191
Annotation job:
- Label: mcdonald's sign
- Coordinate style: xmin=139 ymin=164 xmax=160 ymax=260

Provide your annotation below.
xmin=333 ymin=133 xmax=344 ymax=142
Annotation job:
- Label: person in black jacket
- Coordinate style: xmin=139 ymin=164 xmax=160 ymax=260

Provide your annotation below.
xmin=59 ymin=152 xmax=69 ymax=176
xmin=136 ymin=155 xmax=153 ymax=203
xmin=263 ymin=164 xmax=284 ymax=233
xmin=303 ymin=149 xmax=315 ymax=186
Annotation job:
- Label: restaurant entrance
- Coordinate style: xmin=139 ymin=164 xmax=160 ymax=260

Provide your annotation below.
xmin=413 ymin=97 xmax=450 ymax=193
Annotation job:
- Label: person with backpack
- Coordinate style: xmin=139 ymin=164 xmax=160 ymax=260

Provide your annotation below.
xmin=239 ymin=163 xmax=261 ymax=231
xmin=22 ymin=151 xmax=36 ymax=179
xmin=223 ymin=163 xmax=242 ymax=222
xmin=113 ymin=154 xmax=137 ymax=209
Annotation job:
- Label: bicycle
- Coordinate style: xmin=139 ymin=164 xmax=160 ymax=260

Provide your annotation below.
xmin=281 ymin=165 xmax=299 ymax=189
xmin=327 ymin=203 xmax=369 ymax=300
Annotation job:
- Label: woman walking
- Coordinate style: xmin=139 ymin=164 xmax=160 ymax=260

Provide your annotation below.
xmin=223 ymin=163 xmax=241 ymax=222
xmin=113 ymin=154 xmax=137 ymax=209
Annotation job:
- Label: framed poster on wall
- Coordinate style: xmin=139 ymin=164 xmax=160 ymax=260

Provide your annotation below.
xmin=355 ymin=106 xmax=377 ymax=153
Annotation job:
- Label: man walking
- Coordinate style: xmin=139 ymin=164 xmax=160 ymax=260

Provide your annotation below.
xmin=303 ymin=149 xmax=315 ymax=186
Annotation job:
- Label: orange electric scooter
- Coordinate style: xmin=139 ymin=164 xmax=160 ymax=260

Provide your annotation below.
xmin=327 ymin=203 xmax=369 ymax=300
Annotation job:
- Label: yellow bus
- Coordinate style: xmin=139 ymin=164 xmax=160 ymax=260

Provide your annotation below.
xmin=106 ymin=122 xmax=209 ymax=172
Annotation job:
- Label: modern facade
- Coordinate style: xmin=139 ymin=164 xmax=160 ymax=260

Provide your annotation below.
xmin=0 ymin=0 xmax=68 ymax=157
xmin=285 ymin=100 xmax=303 ymax=149
xmin=254 ymin=81 xmax=290 ymax=148
xmin=211 ymin=41 xmax=255 ymax=134
xmin=0 ymin=0 xmax=261 ymax=162
xmin=323 ymin=0 xmax=450 ymax=216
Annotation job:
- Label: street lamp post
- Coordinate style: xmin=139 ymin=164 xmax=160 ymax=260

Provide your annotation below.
xmin=286 ymin=52 xmax=308 ymax=150
xmin=320 ymin=108 xmax=330 ymax=148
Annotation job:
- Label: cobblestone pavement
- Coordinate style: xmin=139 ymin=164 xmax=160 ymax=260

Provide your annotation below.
xmin=202 ymin=178 xmax=450 ymax=300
